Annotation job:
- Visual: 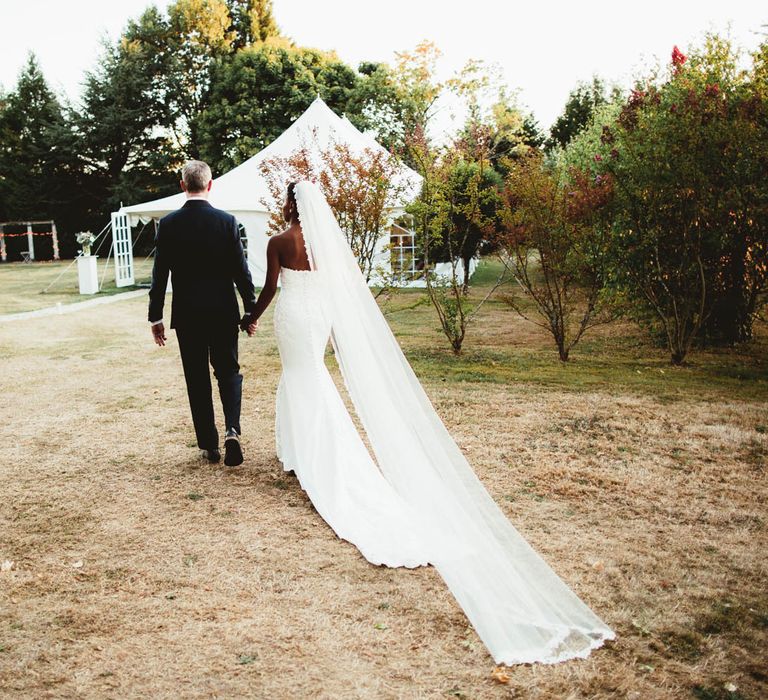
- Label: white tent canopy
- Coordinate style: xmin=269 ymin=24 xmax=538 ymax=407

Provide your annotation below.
xmin=119 ymin=97 xmax=423 ymax=286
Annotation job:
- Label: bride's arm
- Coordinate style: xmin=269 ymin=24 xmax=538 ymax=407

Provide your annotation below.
xmin=249 ymin=236 xmax=281 ymax=323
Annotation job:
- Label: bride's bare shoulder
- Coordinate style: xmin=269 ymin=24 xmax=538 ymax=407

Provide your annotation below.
xmin=268 ymin=229 xmax=290 ymax=246
xmin=272 ymin=223 xmax=302 ymax=240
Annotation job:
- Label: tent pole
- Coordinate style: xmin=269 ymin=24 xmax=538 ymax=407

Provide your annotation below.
xmin=99 ymin=240 xmax=115 ymax=291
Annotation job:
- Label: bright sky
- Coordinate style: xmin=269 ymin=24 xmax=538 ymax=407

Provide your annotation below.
xmin=0 ymin=0 xmax=765 ymax=131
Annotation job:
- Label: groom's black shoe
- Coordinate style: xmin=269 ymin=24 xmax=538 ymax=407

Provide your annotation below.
xmin=224 ymin=428 xmax=243 ymax=467
xmin=200 ymin=448 xmax=221 ymax=463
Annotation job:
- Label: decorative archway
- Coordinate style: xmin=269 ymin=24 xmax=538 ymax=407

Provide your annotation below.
xmin=0 ymin=220 xmax=60 ymax=262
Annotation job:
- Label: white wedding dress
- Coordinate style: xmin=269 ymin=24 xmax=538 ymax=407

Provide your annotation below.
xmin=274 ymin=266 xmax=428 ymax=568
xmin=270 ymin=181 xmax=615 ymax=665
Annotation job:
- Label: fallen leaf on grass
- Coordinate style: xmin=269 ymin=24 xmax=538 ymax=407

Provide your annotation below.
xmin=491 ymin=666 xmax=510 ymax=684
xmin=72 ymin=561 xmax=83 ymax=569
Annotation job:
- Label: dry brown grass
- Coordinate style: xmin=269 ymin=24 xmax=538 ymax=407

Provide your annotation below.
xmin=0 ymin=286 xmax=766 ymax=699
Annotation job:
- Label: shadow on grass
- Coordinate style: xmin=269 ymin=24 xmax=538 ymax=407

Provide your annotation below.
xmin=406 ymin=337 xmax=768 ymax=402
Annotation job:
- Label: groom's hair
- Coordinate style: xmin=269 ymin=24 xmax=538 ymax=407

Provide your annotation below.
xmin=182 ymin=160 xmax=212 ymax=193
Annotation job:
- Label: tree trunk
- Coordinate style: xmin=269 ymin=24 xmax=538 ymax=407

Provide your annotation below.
xmin=556 ymin=336 xmax=569 ymax=362
xmin=670 ymin=348 xmax=686 ymax=365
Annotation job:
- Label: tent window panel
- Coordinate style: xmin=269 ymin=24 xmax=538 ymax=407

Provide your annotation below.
xmin=390 ymin=224 xmax=422 ymax=281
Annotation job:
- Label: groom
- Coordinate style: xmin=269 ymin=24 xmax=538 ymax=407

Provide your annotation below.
xmin=148 ymin=160 xmax=257 ymax=467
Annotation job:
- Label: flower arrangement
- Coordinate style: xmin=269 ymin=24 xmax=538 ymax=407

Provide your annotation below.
xmin=76 ymin=231 xmax=96 ymax=256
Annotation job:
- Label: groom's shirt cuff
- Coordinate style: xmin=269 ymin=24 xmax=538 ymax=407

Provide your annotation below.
xmin=150 ymin=319 xmax=164 ymax=326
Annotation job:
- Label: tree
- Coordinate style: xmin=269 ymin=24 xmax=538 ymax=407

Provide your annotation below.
xmin=0 ymin=88 xmax=10 ymax=222
xmin=485 ymin=97 xmax=543 ymax=176
xmin=72 ymin=37 xmax=180 ymax=216
xmin=197 ymin=43 xmax=362 ymax=173
xmin=547 ymin=77 xmax=613 ymax=151
xmin=0 ymin=54 xmax=69 ymax=221
xmin=392 ymin=41 xmax=444 ymax=141
xmin=258 ymin=141 xmax=411 ymax=283
xmin=407 ymin=125 xmax=504 ymax=354
xmin=345 ymin=61 xmax=413 ymax=152
xmin=427 ymin=156 xmax=502 ymax=291
xmin=0 ymin=54 xmax=92 ymax=257
xmin=498 ymin=152 xmax=616 ymax=362
xmin=121 ymin=0 xmax=234 ymax=158
xmin=227 ymin=0 xmax=279 ymax=49
xmin=595 ymin=37 xmax=768 ymax=361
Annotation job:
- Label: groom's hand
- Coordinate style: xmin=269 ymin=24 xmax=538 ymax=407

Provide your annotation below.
xmin=151 ymin=322 xmax=166 ymax=347
xmin=240 ymin=313 xmax=259 ymax=337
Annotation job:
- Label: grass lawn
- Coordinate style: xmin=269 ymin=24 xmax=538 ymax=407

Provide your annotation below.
xmin=0 ymin=259 xmax=766 ymax=698
xmin=0 ymin=258 xmax=154 ymax=315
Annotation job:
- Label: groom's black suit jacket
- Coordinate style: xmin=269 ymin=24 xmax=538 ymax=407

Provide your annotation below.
xmin=148 ymin=199 xmax=256 ymax=329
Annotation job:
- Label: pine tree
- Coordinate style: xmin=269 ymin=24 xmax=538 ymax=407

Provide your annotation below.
xmin=547 ymin=77 xmax=609 ymax=151
xmin=0 ymin=53 xmax=68 ymax=220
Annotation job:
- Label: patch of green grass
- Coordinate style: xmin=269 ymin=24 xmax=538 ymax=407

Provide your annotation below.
xmin=466 ymin=258 xmax=506 ymax=287
xmin=371 ymin=257 xmax=768 ymax=403
xmin=0 ymin=259 xmax=153 ymax=315
xmin=186 ymin=492 xmax=204 ymax=501
xmin=403 ymin=323 xmax=768 ymax=402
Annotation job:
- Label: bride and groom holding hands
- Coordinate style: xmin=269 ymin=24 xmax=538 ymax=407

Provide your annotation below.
xmin=147 ymin=159 xmax=615 ymax=666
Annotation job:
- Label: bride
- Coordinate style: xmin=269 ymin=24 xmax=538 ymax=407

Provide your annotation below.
xmin=245 ymin=180 xmax=614 ymax=665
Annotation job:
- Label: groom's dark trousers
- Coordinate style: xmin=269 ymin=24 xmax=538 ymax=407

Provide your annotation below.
xmin=148 ymin=199 xmax=256 ymax=450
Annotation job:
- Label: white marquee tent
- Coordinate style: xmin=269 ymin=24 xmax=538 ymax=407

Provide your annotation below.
xmin=115 ymin=97 xmax=424 ymax=288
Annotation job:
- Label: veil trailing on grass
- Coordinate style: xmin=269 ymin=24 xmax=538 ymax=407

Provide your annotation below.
xmin=293 ymin=180 xmax=615 ymax=664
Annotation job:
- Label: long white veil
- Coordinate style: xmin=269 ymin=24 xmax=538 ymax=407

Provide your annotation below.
xmin=293 ymin=180 xmax=615 ymax=664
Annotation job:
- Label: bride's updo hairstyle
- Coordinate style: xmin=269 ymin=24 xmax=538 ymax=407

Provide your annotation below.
xmin=285 ymin=181 xmax=299 ymax=222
